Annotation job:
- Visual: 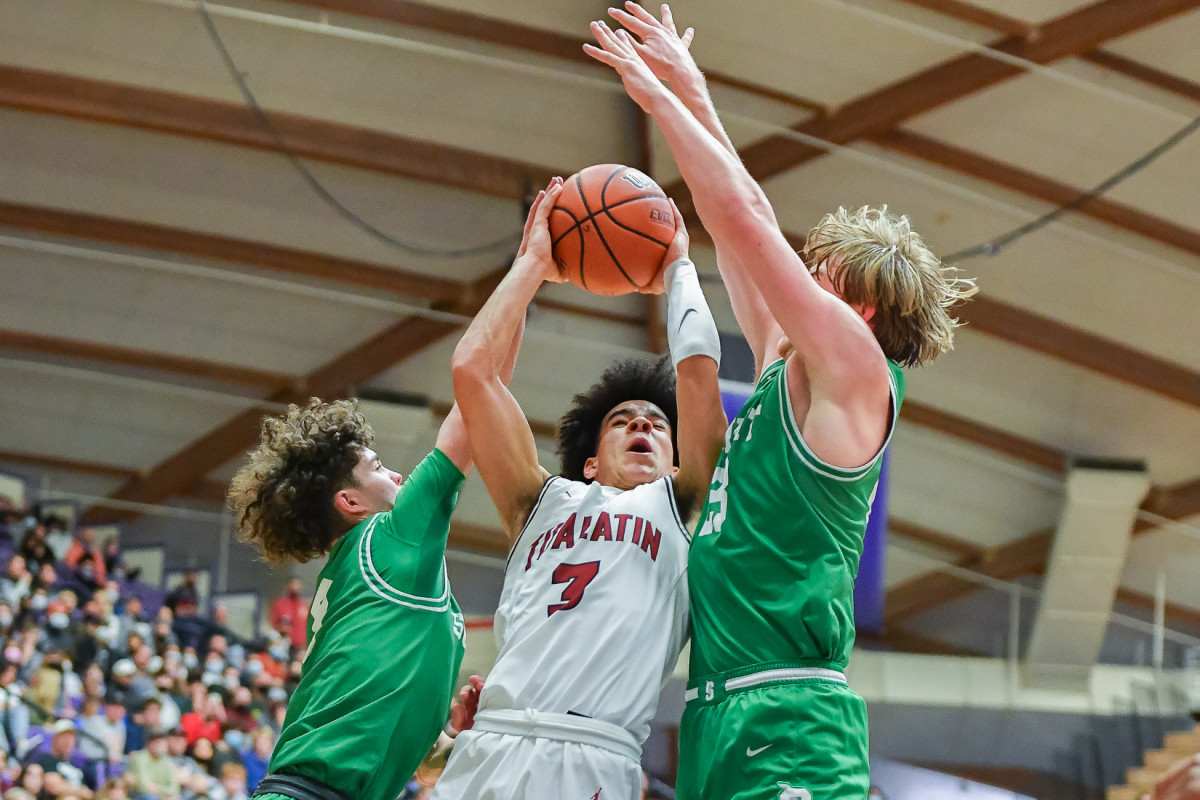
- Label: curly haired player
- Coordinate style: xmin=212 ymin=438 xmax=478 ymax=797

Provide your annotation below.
xmin=228 ymin=335 xmax=519 ymax=800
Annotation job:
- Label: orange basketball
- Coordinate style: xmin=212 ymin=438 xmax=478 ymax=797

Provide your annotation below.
xmin=549 ymin=164 xmax=676 ymax=296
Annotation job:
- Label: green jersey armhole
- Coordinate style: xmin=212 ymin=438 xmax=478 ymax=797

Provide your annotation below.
xmin=777 ymin=359 xmax=902 ymax=482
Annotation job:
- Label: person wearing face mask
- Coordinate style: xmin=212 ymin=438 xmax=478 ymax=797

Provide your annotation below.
xmin=211 ymin=726 xmax=247 ymax=781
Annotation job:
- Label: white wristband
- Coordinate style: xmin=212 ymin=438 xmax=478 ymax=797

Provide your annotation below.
xmin=664 ymin=258 xmax=721 ymax=369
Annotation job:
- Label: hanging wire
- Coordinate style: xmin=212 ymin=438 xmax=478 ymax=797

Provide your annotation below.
xmin=946 ymin=111 xmax=1200 ymax=262
xmin=195 ymin=0 xmax=522 ymax=259
xmin=184 ymin=0 xmax=1200 ymax=278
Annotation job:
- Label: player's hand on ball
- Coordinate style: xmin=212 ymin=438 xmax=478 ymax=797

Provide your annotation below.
xmin=516 ymin=178 xmax=567 ymax=284
xmin=607 ymin=3 xmax=698 ymax=88
xmin=584 ymin=21 xmax=667 ymax=112
xmin=642 ymin=198 xmax=689 ymax=295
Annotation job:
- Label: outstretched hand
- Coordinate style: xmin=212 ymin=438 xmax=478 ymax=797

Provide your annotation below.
xmin=516 ymin=178 xmax=567 ymax=284
xmin=607 ymin=3 xmax=698 ymax=89
xmin=584 ymin=20 xmax=669 ymax=112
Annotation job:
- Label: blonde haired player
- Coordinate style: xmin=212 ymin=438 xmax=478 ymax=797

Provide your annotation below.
xmin=587 ymin=5 xmax=976 ymax=799
xmin=429 ymin=178 xmax=726 ymax=799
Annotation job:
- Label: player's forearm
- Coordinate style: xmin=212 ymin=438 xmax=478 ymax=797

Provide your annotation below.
xmin=453 ymin=257 xmax=542 ymax=382
xmin=672 ymin=74 xmax=739 ymax=160
xmin=645 ymin=90 xmax=769 ymax=249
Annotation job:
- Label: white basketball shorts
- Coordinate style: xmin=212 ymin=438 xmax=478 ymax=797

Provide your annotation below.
xmin=429 ymin=708 xmax=643 ymax=800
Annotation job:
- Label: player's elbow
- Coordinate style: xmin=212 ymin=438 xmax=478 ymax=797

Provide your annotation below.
xmin=707 ymin=182 xmax=778 ymax=243
xmin=451 ymin=339 xmax=492 ymax=391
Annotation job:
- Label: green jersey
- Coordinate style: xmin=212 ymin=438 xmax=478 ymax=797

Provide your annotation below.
xmin=689 ymin=358 xmax=903 ymax=677
xmin=269 ymin=448 xmax=467 ymax=800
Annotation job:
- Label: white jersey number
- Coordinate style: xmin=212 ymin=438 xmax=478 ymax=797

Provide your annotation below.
xmin=302 ymin=578 xmax=332 ymax=662
xmin=698 ymin=403 xmax=763 ymax=537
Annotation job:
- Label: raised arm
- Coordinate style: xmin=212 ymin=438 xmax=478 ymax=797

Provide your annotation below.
xmin=586 ymin=24 xmax=887 ymax=420
xmin=435 ymin=318 xmax=525 ymax=475
xmin=450 ymin=179 xmax=565 ymax=541
xmin=607 ymin=2 xmax=783 ymax=375
xmin=651 ymin=201 xmax=726 ymax=511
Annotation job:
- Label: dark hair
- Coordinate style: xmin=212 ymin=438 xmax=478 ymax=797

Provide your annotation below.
xmin=228 ymin=399 xmax=373 ymax=564
xmin=557 ymin=356 xmax=678 ymax=483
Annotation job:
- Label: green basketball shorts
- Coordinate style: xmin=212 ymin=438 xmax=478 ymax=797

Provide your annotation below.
xmin=676 ymin=666 xmax=870 ymax=800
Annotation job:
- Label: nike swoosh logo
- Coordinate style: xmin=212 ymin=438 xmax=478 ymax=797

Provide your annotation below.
xmin=678 ymin=308 xmax=697 ymax=331
xmin=746 ymin=744 xmax=772 ymax=757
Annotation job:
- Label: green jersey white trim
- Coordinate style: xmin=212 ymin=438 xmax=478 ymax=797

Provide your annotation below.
xmin=357 ymin=514 xmax=452 ymax=611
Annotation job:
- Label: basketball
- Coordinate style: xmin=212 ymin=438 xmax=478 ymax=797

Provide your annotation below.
xmin=549 ymin=164 xmax=676 ymax=296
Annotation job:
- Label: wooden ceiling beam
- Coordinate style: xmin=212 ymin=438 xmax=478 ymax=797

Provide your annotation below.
xmin=0 ymin=201 xmax=461 ymax=302
xmin=287 ymin=0 xmax=825 ymax=115
xmin=887 ymin=0 xmax=1035 ymax=37
xmin=688 ymin=0 xmax=1200 ymax=196
xmin=888 ymin=517 xmax=987 ymax=562
xmin=0 ymin=449 xmax=136 ymax=480
xmin=856 ymin=626 xmax=985 ymax=656
xmin=900 ymin=400 xmax=1068 ymax=473
xmin=885 ymin=474 xmax=1200 ymax=624
xmin=955 ymin=296 xmax=1200 ymax=410
xmin=1081 ymin=51 xmax=1200 ymax=102
xmin=1116 ymin=587 xmax=1200 ymax=631
xmin=78 ymin=267 xmax=507 ymax=524
xmin=893 ymin=0 xmax=1200 ymax=104
xmin=0 ymin=329 xmax=291 ymax=391
xmin=874 ymin=129 xmax=1200 ymax=260
xmin=0 ymin=65 xmax=555 ymax=204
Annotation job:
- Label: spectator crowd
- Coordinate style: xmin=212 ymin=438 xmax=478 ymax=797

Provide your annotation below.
xmin=0 ymin=504 xmax=303 ymax=800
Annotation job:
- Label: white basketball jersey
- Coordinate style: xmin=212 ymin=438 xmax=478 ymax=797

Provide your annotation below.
xmin=480 ymin=475 xmax=690 ymax=743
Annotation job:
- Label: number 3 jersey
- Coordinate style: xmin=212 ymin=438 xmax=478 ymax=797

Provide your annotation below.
xmin=480 ymin=475 xmax=691 ymax=743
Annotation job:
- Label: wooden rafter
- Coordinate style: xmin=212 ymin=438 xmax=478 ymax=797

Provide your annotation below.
xmin=888 ymin=0 xmax=1035 ymax=37
xmin=0 ymin=329 xmax=291 ymax=391
xmin=0 ymin=448 xmax=229 ymax=506
xmin=885 ymin=475 xmax=1200 ymax=625
xmin=688 ymin=0 xmax=1200 ymax=196
xmin=6 ymin=66 xmax=1200 ymax=407
xmin=956 ymin=296 xmax=1200 ymax=410
xmin=0 ymin=65 xmax=555 ymax=205
xmin=0 ymin=323 xmax=1083 ymax=495
xmin=287 ymin=0 xmax=826 ymax=115
xmin=78 ymin=267 xmax=509 ymax=524
xmin=888 ymin=518 xmax=987 ymax=563
xmin=1081 ymin=50 xmax=1200 ymax=103
xmin=0 ymin=201 xmax=461 ymax=302
xmin=0 ymin=448 xmax=138 ymax=480
xmin=891 ymin=0 xmax=1200 ymax=104
xmin=874 ymin=129 xmax=1200 ymax=260
xmin=900 ymin=400 xmax=1068 ymax=473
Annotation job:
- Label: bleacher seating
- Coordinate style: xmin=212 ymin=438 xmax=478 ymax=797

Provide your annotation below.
xmin=1107 ymin=723 xmax=1200 ymax=800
